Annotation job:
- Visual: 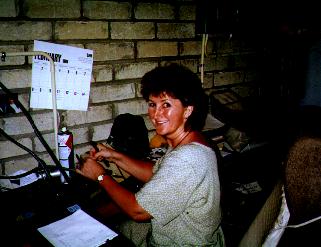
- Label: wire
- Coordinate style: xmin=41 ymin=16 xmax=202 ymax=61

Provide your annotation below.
xmin=272 ymin=215 xmax=321 ymax=232
xmin=0 ymin=166 xmax=78 ymax=180
xmin=116 ymin=165 xmax=126 ymax=180
xmin=0 ymin=167 xmax=39 ymax=179
xmin=0 ymin=128 xmax=52 ymax=180
xmin=0 ymin=81 xmax=70 ymax=184
xmin=285 ymin=216 xmax=321 ymax=229
xmin=1 ymin=51 xmax=60 ymax=157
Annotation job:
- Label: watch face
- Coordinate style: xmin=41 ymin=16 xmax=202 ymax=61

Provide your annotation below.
xmin=98 ymin=175 xmax=104 ymax=181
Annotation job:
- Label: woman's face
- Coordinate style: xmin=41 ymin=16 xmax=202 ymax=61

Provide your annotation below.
xmin=148 ymin=93 xmax=192 ymax=140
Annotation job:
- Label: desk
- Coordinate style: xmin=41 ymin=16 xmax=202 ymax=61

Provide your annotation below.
xmin=0 ymin=178 xmax=135 ymax=246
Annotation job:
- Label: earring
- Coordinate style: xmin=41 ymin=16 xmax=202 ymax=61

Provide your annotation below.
xmin=184 ymin=108 xmax=191 ymax=119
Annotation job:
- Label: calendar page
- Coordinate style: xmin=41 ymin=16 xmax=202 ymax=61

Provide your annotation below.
xmin=30 ymin=40 xmax=93 ymax=111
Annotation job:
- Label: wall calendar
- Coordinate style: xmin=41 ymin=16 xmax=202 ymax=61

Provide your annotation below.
xmin=30 ymin=40 xmax=93 ymax=111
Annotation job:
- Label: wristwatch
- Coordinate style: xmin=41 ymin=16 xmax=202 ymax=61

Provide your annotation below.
xmin=97 ymin=174 xmax=106 ymax=182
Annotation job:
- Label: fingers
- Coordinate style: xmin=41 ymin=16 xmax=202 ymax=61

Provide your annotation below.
xmin=89 ymin=148 xmax=97 ymax=157
xmin=75 ymin=167 xmax=84 ymax=176
xmin=97 ymin=143 xmax=108 ymax=150
xmin=94 ymin=148 xmax=109 ymax=160
xmin=90 ymin=141 xmax=99 ymax=152
xmin=88 ymin=142 xmax=108 ymax=158
xmin=75 ymin=142 xmax=112 ymax=181
xmin=76 ymin=157 xmax=103 ymax=181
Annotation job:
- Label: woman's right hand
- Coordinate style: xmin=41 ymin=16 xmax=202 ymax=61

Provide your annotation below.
xmin=76 ymin=157 xmax=106 ymax=181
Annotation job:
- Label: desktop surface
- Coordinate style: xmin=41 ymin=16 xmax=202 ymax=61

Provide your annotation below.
xmin=0 ymin=177 xmax=135 ymax=246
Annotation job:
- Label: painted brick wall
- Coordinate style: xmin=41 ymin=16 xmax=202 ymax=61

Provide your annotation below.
xmin=0 ymin=0 xmax=261 ymax=174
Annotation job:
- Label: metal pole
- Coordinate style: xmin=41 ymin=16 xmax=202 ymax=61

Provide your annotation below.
xmin=201 ymin=34 xmax=209 ymax=87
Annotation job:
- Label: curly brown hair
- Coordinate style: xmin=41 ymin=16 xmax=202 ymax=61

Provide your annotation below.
xmin=141 ymin=63 xmax=208 ymax=131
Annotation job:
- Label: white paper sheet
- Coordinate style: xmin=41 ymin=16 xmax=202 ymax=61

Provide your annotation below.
xmin=31 ymin=40 xmax=93 ymax=111
xmin=37 ymin=209 xmax=118 ymax=247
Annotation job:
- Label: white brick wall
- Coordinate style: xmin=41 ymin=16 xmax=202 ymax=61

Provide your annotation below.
xmin=83 ymin=1 xmax=131 ymax=19
xmin=63 ymin=105 xmax=113 ymax=126
xmin=0 ymin=69 xmax=32 ymax=89
xmin=0 ymin=0 xmax=260 ymax=175
xmin=90 ymin=83 xmax=135 ymax=103
xmin=0 ymin=0 xmax=18 ymax=17
xmin=87 ymin=43 xmax=134 ymax=61
xmin=0 ymin=45 xmax=25 ymax=65
xmin=55 ymin=21 xmax=108 ymax=40
xmin=111 ymin=22 xmax=155 ymax=40
xmin=0 ymin=138 xmax=32 ymax=159
xmin=3 ymin=112 xmax=54 ymax=135
xmin=24 ymin=0 xmax=81 ymax=18
xmin=135 ymin=3 xmax=175 ymax=20
xmin=0 ymin=21 xmax=52 ymax=41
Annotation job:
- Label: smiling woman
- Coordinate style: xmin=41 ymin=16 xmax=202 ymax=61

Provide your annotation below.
xmin=147 ymin=94 xmax=192 ymax=147
xmin=141 ymin=63 xmax=209 ymax=133
xmin=76 ymin=63 xmax=225 ymax=246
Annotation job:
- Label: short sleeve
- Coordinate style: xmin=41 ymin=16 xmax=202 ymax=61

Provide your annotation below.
xmin=136 ymin=147 xmax=204 ymax=225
